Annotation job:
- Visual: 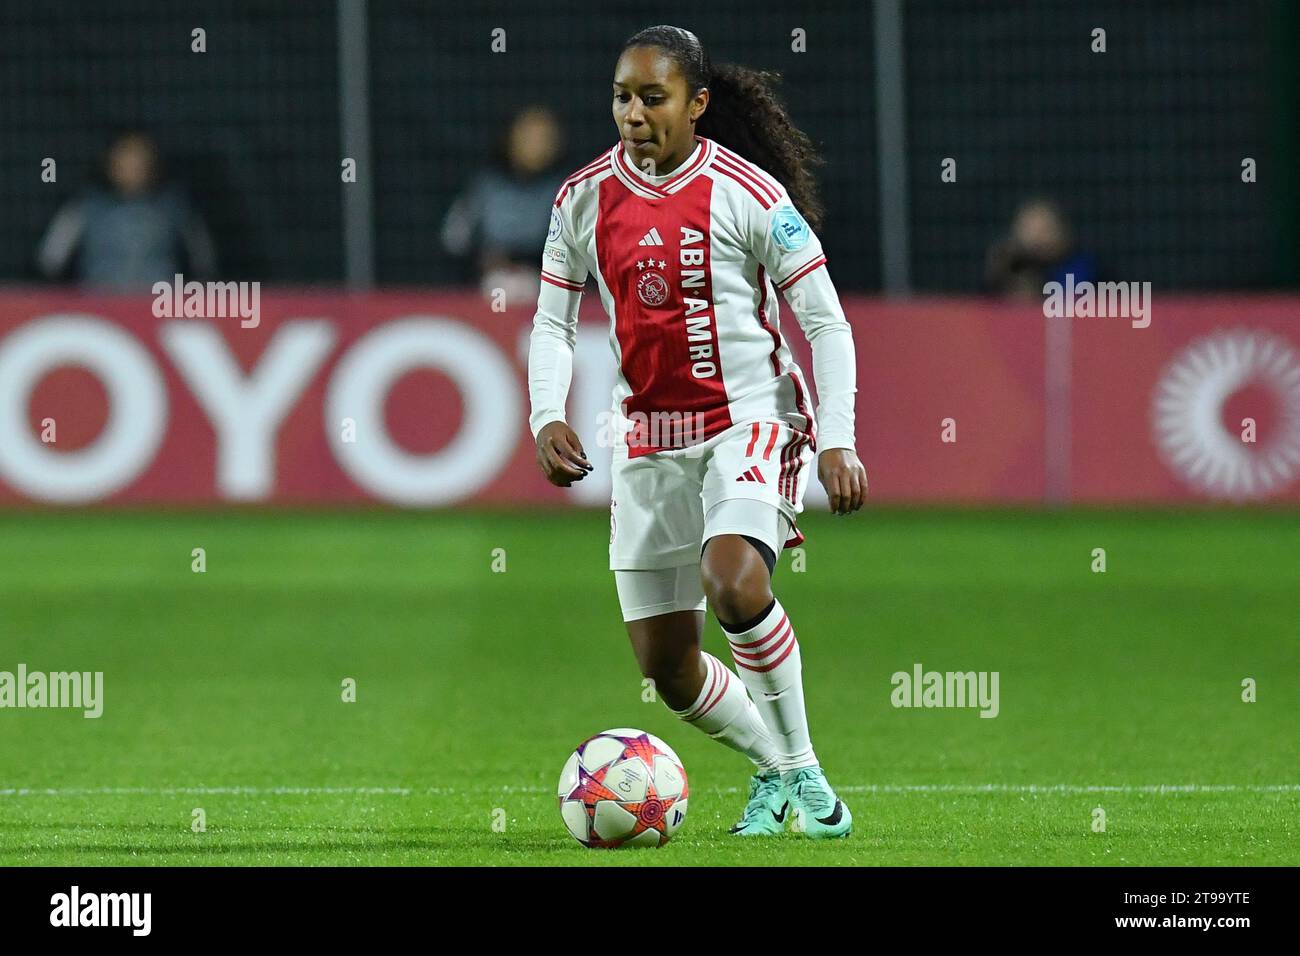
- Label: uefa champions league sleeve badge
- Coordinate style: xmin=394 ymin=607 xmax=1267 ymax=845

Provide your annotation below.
xmin=771 ymin=204 xmax=810 ymax=252
xmin=548 ymin=207 xmax=563 ymax=242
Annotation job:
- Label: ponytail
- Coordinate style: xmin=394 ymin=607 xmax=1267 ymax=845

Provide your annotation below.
xmin=695 ymin=61 xmax=826 ymax=231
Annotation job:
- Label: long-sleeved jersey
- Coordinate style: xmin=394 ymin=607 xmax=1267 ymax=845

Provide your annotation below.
xmin=528 ymin=134 xmax=856 ymax=458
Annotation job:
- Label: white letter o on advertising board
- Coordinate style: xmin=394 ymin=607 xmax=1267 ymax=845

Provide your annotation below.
xmin=0 ymin=315 xmax=168 ymax=502
xmin=326 ymin=317 xmax=520 ymax=505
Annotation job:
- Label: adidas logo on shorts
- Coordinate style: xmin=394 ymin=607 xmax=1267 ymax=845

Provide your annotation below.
xmin=735 ymin=466 xmax=766 ymax=484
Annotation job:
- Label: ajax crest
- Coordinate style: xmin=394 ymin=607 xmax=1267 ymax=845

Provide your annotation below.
xmin=636 ymin=270 xmax=669 ymax=307
xmin=771 ymin=204 xmax=810 ymax=252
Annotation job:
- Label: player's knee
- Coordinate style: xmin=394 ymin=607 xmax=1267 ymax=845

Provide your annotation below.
xmin=700 ymin=558 xmax=772 ymax=627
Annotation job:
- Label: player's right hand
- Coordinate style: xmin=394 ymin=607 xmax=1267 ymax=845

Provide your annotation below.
xmin=536 ymin=421 xmax=593 ymax=487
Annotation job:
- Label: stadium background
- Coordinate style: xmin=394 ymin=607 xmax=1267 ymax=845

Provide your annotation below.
xmin=0 ymin=1 xmax=1297 ymax=867
xmin=2 ymin=0 xmax=1297 ymax=289
xmin=1 ymin=0 xmax=1298 ymax=508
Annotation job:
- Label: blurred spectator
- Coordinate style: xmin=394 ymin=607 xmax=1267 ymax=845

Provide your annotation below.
xmin=441 ymin=106 xmax=566 ymax=302
xmin=985 ymin=198 xmax=1096 ymax=299
xmin=36 ymin=130 xmax=217 ymax=291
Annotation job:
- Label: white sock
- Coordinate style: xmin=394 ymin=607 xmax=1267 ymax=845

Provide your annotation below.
xmin=722 ymin=598 xmax=818 ymax=773
xmin=670 ymin=652 xmax=780 ymax=774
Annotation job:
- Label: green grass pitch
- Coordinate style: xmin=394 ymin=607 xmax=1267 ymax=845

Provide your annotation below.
xmin=0 ymin=508 xmax=1296 ymax=866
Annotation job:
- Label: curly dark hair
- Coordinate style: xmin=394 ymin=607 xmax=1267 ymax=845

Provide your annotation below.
xmin=619 ymin=24 xmax=826 ymax=231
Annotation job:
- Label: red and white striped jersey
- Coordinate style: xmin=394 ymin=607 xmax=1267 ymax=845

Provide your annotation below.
xmin=529 ymin=134 xmax=856 ymax=458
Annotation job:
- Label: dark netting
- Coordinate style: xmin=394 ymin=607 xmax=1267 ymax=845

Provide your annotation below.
xmin=0 ymin=0 xmax=342 ymax=283
xmin=0 ymin=1 xmax=1290 ymax=290
xmin=367 ymin=0 xmax=877 ymax=288
xmin=905 ymin=0 xmax=1279 ymax=291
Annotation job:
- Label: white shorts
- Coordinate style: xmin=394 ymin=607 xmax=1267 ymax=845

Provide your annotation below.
xmin=614 ymin=498 xmax=793 ymax=621
xmin=610 ymin=417 xmax=813 ymax=621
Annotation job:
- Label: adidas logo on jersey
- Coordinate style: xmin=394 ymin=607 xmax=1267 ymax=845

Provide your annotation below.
xmin=638 ymin=227 xmax=664 ymax=246
xmin=735 ymin=466 xmax=766 ymax=484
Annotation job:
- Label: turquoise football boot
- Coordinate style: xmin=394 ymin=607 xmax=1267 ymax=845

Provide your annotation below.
xmin=784 ymin=766 xmax=852 ymax=838
xmin=728 ymin=770 xmax=790 ymax=836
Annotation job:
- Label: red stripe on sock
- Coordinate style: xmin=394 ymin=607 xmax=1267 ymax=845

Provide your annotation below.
xmin=730 ymin=621 xmax=794 ymax=663
xmin=694 ymin=660 xmax=730 ymax=720
xmin=734 ymin=637 xmax=798 ymax=673
xmin=733 ymin=616 xmax=790 ymax=660
xmin=683 ymin=659 xmax=718 ymax=721
xmin=727 ymin=612 xmax=788 ymax=650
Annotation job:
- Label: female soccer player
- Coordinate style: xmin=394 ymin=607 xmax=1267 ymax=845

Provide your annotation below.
xmin=528 ymin=25 xmax=865 ymax=838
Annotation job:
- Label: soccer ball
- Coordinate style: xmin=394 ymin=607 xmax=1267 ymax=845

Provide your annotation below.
xmin=557 ymin=728 xmax=689 ymax=848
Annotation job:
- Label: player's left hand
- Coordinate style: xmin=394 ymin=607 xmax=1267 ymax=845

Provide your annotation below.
xmin=817 ymin=448 xmax=867 ymax=515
